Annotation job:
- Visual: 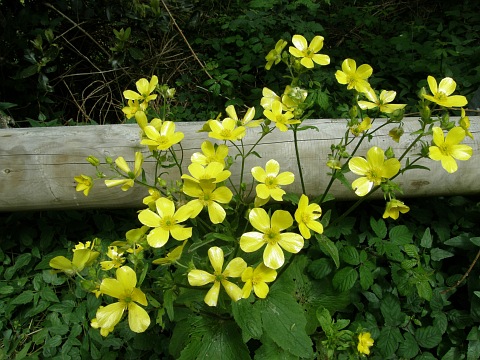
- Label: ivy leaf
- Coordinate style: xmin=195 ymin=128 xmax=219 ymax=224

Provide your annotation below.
xmin=415 ymin=326 xmax=442 ymax=348
xmin=257 ymin=290 xmax=313 ymax=359
xmin=332 ymin=266 xmax=358 ymax=292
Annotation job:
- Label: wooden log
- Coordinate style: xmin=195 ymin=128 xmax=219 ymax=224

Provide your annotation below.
xmin=1 ymin=117 xmax=479 ymax=211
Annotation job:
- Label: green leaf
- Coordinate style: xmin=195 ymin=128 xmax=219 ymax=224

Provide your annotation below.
xmin=416 ymin=280 xmax=432 ymax=301
xmin=340 ymin=245 xmax=360 ymax=265
xmin=332 ymin=266 xmax=358 ymax=292
xmin=370 ymin=217 xmax=387 ymax=238
xmin=415 ymin=326 xmax=442 ymax=348
xmin=12 ymin=290 xmax=34 ymax=305
xmin=420 ymin=228 xmax=433 ymax=248
xmin=377 ymin=326 xmax=402 ymax=358
xmin=307 ymin=258 xmax=333 ymax=279
xmin=316 ymin=307 xmax=333 ymax=335
xmin=316 ymin=234 xmax=339 ymax=268
xmin=469 ymin=237 xmax=480 ymax=247
xmin=40 ymin=287 xmax=59 ymax=302
xmin=232 ymin=299 xmax=263 ymax=341
xmin=359 ymin=264 xmax=374 ymax=290
xmin=254 ymin=337 xmax=299 ymax=360
xmin=398 ymin=331 xmax=419 ymax=359
xmin=430 ymin=248 xmax=454 ymax=261
xmin=389 ymin=225 xmax=412 ymax=245
xmin=380 ymin=293 xmax=403 ymax=327
xmin=432 ymin=311 xmax=448 ymax=334
xmin=258 ymin=290 xmax=313 ymax=358
xmin=403 ymin=244 xmax=419 ymax=258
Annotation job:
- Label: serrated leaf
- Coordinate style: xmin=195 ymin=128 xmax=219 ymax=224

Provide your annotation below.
xmin=254 ymin=337 xmax=299 ymax=360
xmin=232 ymin=299 xmax=263 ymax=341
xmin=432 ymin=311 xmax=448 ymax=334
xmin=359 ymin=264 xmax=374 ymax=290
xmin=401 ymin=259 xmax=418 ymax=270
xmin=380 ymin=293 xmax=403 ymax=327
xmin=377 ymin=326 xmax=402 ymax=358
xmin=316 ymin=307 xmax=333 ymax=334
xmin=444 ymin=234 xmax=472 ymax=249
xmin=403 ymin=244 xmax=419 ymax=258
xmin=398 ymin=331 xmax=419 ymax=359
xmin=389 ymin=225 xmax=412 ymax=245
xmin=258 ymin=290 xmax=313 ymax=358
xmin=430 ymin=248 xmax=454 ymax=261
xmin=40 ymin=287 xmax=59 ymax=302
xmin=415 ymin=326 xmax=442 ymax=348
xmin=12 ymin=290 xmax=34 ymax=305
xmin=370 ymin=217 xmax=387 ymax=238
xmin=332 ymin=266 xmax=358 ymax=292
xmin=316 ymin=234 xmax=340 ymax=268
xmin=340 ymin=245 xmax=360 ymax=265
xmin=416 ymin=280 xmax=432 ymax=301
xmin=420 ymin=228 xmax=433 ymax=248
xmin=307 ymin=258 xmax=333 ymax=279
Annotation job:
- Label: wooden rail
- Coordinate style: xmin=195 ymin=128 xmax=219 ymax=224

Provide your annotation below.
xmin=1 ymin=118 xmax=479 ymax=211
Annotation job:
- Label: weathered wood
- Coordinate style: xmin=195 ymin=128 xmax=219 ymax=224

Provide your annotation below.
xmin=1 ymin=117 xmax=479 ymax=211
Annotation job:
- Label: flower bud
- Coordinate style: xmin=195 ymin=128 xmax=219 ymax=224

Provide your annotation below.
xmin=390 ymin=108 xmax=404 ymax=122
xmin=86 ymin=155 xmax=100 ymax=166
xmin=384 ymin=146 xmax=395 ymax=159
xmin=105 ymin=156 xmax=113 ymax=165
xmin=420 ymin=105 xmax=431 ymax=122
xmin=388 ymin=127 xmax=404 ymax=143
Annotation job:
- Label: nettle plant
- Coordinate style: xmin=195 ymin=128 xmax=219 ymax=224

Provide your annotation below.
xmin=61 ymin=35 xmax=473 ymax=358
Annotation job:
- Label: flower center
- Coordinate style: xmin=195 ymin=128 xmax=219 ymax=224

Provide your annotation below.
xmin=366 ymin=169 xmax=382 ymax=185
xmin=158 ymin=135 xmax=169 ymax=145
xmin=220 ymin=129 xmax=232 ymax=138
xmin=438 ymin=143 xmax=451 ymax=155
xmin=264 ymin=176 xmax=277 ymax=188
xmin=263 ymin=229 xmax=279 ymax=245
xmin=160 ymin=216 xmax=176 ymax=230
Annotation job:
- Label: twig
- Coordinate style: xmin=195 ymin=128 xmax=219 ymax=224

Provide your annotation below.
xmin=441 ymin=249 xmax=480 ymax=294
xmin=159 ymin=0 xmax=212 ymax=79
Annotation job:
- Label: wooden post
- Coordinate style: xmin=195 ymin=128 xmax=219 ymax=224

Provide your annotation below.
xmin=1 ymin=117 xmax=478 ymax=211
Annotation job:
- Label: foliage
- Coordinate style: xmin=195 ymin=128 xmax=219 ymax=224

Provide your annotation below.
xmin=1 ymin=0 xmax=479 ymax=126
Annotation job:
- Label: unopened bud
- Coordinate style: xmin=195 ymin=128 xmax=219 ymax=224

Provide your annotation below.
xmin=384 ymin=147 xmax=395 ymax=159
xmin=86 ymin=155 xmax=100 ymax=166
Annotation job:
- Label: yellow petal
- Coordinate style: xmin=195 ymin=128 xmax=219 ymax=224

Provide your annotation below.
xmin=275 ymin=171 xmax=294 ymax=185
xmin=352 ymin=177 xmax=373 ymax=197
xmin=207 ymin=202 xmax=226 ymax=224
xmin=49 ymin=256 xmax=74 ymax=272
xmin=291 ymin=35 xmax=307 ymax=51
xmin=348 ymin=157 xmax=369 ymax=176
xmin=127 ymin=302 xmax=150 ymax=333
xmin=445 ymin=127 xmax=466 ymax=145
xmin=204 ymin=281 xmax=221 ymax=306
xmin=170 ymin=225 xmax=192 ymax=241
xmin=221 ymin=280 xmax=243 ymax=302
xmin=271 ymin=210 xmax=293 ymax=231
xmin=156 ymin=197 xmax=175 ymax=218
xmin=131 ymin=287 xmax=148 ymax=306
xmin=253 ymin=282 xmax=270 ymax=298
xmin=208 ymin=246 xmax=225 ymax=273
xmin=100 ymin=278 xmax=124 ymax=299
xmin=116 ymin=266 xmax=137 ymax=291
xmin=147 ymin=227 xmax=170 ymax=248
xmin=450 ymin=145 xmax=472 ymax=161
xmin=278 ymin=233 xmax=304 ymax=253
xmin=249 ymin=208 xmax=271 ymax=232
xmin=240 ymin=232 xmax=266 ymax=252
xmin=223 ymin=257 xmax=247 ymax=277
xmin=251 ymin=166 xmax=267 ymax=182
xmin=138 ymin=209 xmax=161 ymax=227
xmin=263 ymin=243 xmax=285 ymax=269
xmin=96 ymin=302 xmax=125 ymax=330
xmin=188 ymin=270 xmax=215 ymax=286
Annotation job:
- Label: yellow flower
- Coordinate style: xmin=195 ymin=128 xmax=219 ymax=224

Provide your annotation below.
xmin=122 ymin=99 xmax=143 ymax=119
xmin=357 ymin=332 xmax=374 ymax=355
xmin=289 ymin=34 xmax=330 ymax=69
xmin=94 ymin=266 xmax=150 ymax=335
xmin=138 ymin=197 xmax=193 ymax=248
xmin=282 ymin=85 xmax=308 ymax=109
xmin=183 ymin=180 xmax=233 ymax=224
xmin=105 ymin=152 xmax=144 ymax=191
xmin=225 ymin=104 xmax=262 ymax=128
xmin=123 ymin=75 xmax=158 ymax=106
xmin=348 ymin=146 xmax=401 ymax=196
xmin=423 ymin=76 xmax=467 ymax=108
xmin=181 ymin=162 xmax=231 ymax=185
xmin=251 ymin=159 xmax=294 ymax=202
xmin=191 ymin=140 xmax=229 ymax=166
xmin=260 ymin=87 xmax=283 ymax=111
xmin=241 ymin=263 xmax=277 ymax=299
xmin=208 ymin=118 xmax=246 ymax=141
xmin=428 ymin=126 xmax=472 ymax=173
xmin=74 ymin=174 xmax=93 ymax=196
xmin=263 ymin=100 xmax=300 ymax=131
xmin=143 ymin=188 xmax=162 ymax=209
xmin=188 ymin=246 xmax=246 ymax=307
xmin=335 ymin=58 xmax=373 ymax=93
xmin=152 ymin=241 xmax=187 ymax=266
xmin=240 ymin=208 xmax=304 ymax=269
xmin=350 ymin=117 xmax=372 ymax=137
xmin=459 ymin=108 xmax=474 ymax=139
xmin=50 ymin=248 xmax=99 ymax=276
xmin=383 ymin=199 xmax=410 ymax=220
xmin=100 ymin=246 xmax=125 ymax=270
xmin=358 ymin=89 xmax=406 ymax=114
xmin=294 ymin=194 xmax=323 ymax=239
xmin=140 ymin=121 xmax=184 ymax=151
xmin=111 ymin=226 xmax=148 ymax=255
xmin=265 ymin=39 xmax=287 ymax=70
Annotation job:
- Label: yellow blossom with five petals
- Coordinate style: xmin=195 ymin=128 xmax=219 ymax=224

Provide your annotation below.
xmin=251 ymin=159 xmax=294 ymax=202
xmin=138 ymin=197 xmax=193 ymax=248
xmin=123 ymin=75 xmax=158 ymax=107
xmin=263 ymin=100 xmax=300 ymax=132
xmin=357 ymin=332 xmax=374 ymax=355
xmin=50 ymin=248 xmax=99 ymax=276
xmin=140 ymin=121 xmax=184 ymax=151
xmin=423 ymin=76 xmax=467 ymax=108
xmin=74 ymin=174 xmax=94 ymax=196
xmin=358 ymin=89 xmax=406 ymax=114
xmin=294 ymin=194 xmax=324 ymax=239
xmin=241 ymin=263 xmax=277 ymax=299
xmin=428 ymin=126 xmax=472 ymax=173
xmin=335 ymin=58 xmax=373 ymax=93
xmin=94 ymin=266 xmax=150 ymax=335
xmin=348 ymin=146 xmax=401 ymax=196
xmin=289 ymin=35 xmax=330 ymax=69
xmin=208 ymin=118 xmax=246 ymax=141
xmin=188 ymin=246 xmax=246 ymax=307
xmin=191 ymin=140 xmax=229 ymax=166
xmin=225 ymin=104 xmax=262 ymax=128
xmin=105 ymin=152 xmax=144 ymax=191
xmin=181 ymin=162 xmax=231 ymax=185
xmin=240 ymin=208 xmax=304 ymax=269
xmin=100 ymin=246 xmax=126 ymax=270
xmin=382 ymin=199 xmax=410 ymax=220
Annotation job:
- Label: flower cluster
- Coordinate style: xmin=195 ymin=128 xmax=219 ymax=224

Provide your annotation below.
xmin=65 ymin=34 xmax=473 ymax=357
